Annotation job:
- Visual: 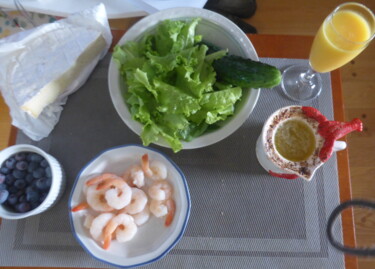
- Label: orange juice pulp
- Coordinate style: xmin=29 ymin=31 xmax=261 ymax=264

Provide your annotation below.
xmin=309 ymin=10 xmax=372 ymax=73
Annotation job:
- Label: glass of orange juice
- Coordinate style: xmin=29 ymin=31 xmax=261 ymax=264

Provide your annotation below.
xmin=281 ymin=2 xmax=375 ymax=102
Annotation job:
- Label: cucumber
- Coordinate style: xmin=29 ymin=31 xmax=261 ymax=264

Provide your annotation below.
xmin=202 ymin=42 xmax=282 ymax=89
xmin=213 ymin=55 xmax=282 ymax=88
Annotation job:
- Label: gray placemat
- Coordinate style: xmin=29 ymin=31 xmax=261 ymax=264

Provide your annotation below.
xmin=0 ymin=55 xmax=345 ymax=269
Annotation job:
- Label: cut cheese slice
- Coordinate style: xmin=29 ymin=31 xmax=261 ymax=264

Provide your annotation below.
xmin=21 ymin=34 xmax=106 ymax=118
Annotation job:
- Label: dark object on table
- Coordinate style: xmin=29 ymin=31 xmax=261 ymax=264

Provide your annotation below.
xmin=327 ymin=199 xmax=375 ymax=256
xmin=204 ymin=0 xmax=257 ymax=18
xmin=204 ymin=0 xmax=257 ymax=33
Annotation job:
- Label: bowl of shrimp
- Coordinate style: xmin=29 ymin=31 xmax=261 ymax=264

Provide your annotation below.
xmin=69 ymin=144 xmax=190 ymax=268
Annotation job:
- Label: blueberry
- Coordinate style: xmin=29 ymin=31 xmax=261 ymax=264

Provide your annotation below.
xmin=31 ymin=180 xmax=39 ymax=189
xmin=30 ymin=153 xmax=43 ymax=162
xmin=16 ymin=202 xmax=31 ymax=213
xmin=0 ymin=189 xmax=9 ymax=204
xmin=0 ymin=183 xmax=6 ymax=190
xmin=5 ymin=157 xmax=16 ymax=169
xmin=25 ymin=173 xmax=34 ymax=184
xmin=45 ymin=167 xmax=52 ymax=178
xmin=25 ymin=185 xmax=36 ymax=193
xmin=12 ymin=169 xmax=26 ymax=179
xmin=26 ymin=191 xmax=40 ymax=203
xmin=8 ymin=186 xmax=18 ymax=194
xmin=40 ymin=159 xmax=49 ymax=168
xmin=36 ymin=177 xmax=49 ymax=190
xmin=0 ymin=166 xmax=10 ymax=175
xmin=0 ymin=173 xmax=5 ymax=184
xmin=30 ymin=201 xmax=40 ymax=209
xmin=33 ymin=168 xmax=45 ymax=179
xmin=14 ymin=152 xmax=26 ymax=161
xmin=16 ymin=187 xmax=25 ymax=194
xmin=26 ymin=153 xmax=33 ymax=162
xmin=5 ymin=174 xmax=15 ymax=185
xmin=39 ymin=192 xmax=48 ymax=203
xmin=7 ymin=193 xmax=18 ymax=205
xmin=14 ymin=179 xmax=26 ymax=189
xmin=45 ymin=177 xmax=52 ymax=188
xmin=15 ymin=161 xmax=28 ymax=171
xmin=27 ymin=161 xmax=39 ymax=173
xmin=18 ymin=194 xmax=27 ymax=203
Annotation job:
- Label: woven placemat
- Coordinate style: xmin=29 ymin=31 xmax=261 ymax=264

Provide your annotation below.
xmin=0 ymin=55 xmax=344 ymax=268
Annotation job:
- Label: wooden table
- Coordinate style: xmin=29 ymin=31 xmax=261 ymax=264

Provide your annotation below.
xmin=0 ymin=33 xmax=358 ymax=269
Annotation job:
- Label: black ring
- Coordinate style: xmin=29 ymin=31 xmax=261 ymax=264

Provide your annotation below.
xmin=326 ymin=199 xmax=375 ymax=256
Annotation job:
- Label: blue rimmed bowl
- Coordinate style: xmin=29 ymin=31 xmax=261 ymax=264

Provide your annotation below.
xmin=68 ymin=144 xmax=190 ymax=268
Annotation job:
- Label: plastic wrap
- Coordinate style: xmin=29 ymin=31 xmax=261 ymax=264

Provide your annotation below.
xmin=0 ymin=3 xmax=112 ymax=140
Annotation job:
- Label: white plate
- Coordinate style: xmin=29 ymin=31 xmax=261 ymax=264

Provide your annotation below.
xmin=108 ymin=7 xmax=260 ymax=150
xmin=0 ymin=0 xmax=207 ymax=19
xmin=69 ymin=144 xmax=190 ymax=268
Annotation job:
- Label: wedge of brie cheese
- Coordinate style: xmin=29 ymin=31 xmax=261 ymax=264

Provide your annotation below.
xmin=7 ymin=24 xmax=106 ymax=118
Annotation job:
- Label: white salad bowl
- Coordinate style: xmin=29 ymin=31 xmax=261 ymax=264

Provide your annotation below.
xmin=108 ymin=7 xmax=260 ymax=150
xmin=69 ymin=144 xmax=190 ymax=268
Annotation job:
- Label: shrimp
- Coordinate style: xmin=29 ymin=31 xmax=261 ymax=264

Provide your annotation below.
xmin=122 ymin=164 xmax=145 ymax=188
xmin=82 ymin=184 xmax=89 ymax=196
xmin=86 ymin=185 xmax=114 ymax=212
xmin=149 ymin=199 xmax=168 ymax=217
xmin=148 ymin=180 xmax=173 ymax=201
xmin=97 ymin=178 xmax=132 ymax=210
xmin=83 ymin=213 xmax=95 ymax=229
xmin=164 ymin=199 xmax=176 ymax=227
xmin=149 ymin=199 xmax=176 ymax=227
xmin=85 ymin=173 xmax=123 ymax=186
xmin=141 ymin=154 xmax=167 ymax=181
xmin=90 ymin=213 xmax=115 ymax=242
xmin=123 ymin=188 xmax=148 ymax=215
xmin=103 ymin=213 xmax=137 ymax=249
xmin=71 ymin=202 xmax=89 ymax=212
xmin=131 ymin=206 xmax=150 ymax=226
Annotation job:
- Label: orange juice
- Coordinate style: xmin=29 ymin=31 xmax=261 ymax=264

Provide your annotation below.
xmin=310 ymin=10 xmax=373 ymax=73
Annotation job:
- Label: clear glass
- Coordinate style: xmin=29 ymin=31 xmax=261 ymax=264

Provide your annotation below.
xmin=281 ymin=2 xmax=375 ymax=102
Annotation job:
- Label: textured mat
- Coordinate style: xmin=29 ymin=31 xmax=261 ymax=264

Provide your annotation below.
xmin=0 ymin=55 xmax=344 ymax=268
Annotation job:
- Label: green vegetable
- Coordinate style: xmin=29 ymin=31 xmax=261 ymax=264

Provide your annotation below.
xmin=113 ymin=18 xmax=241 ymax=152
xmin=213 ymin=55 xmax=282 ymax=88
xmin=203 ymin=41 xmax=282 ymax=89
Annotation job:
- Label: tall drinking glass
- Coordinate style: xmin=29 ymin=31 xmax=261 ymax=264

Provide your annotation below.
xmin=281 ymin=2 xmax=375 ymax=102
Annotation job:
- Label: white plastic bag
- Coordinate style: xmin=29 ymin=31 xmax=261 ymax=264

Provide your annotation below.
xmin=0 ymin=3 xmax=112 ymax=140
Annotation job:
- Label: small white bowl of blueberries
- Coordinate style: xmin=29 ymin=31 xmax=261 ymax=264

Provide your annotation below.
xmin=0 ymin=144 xmax=65 ymax=219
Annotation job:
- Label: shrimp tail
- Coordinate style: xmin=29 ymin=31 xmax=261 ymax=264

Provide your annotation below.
xmin=96 ymin=177 xmax=124 ymax=190
xmin=165 ymin=199 xmax=176 ymax=227
xmin=103 ymin=235 xmax=111 ymax=250
xmin=141 ymin=154 xmax=153 ymax=178
xmin=86 ymin=174 xmax=105 ymax=186
xmin=71 ymin=202 xmax=89 ymax=212
xmin=122 ymin=171 xmax=136 ymax=187
xmin=102 ymin=219 xmax=116 ymax=250
xmin=86 ymin=173 xmax=119 ymax=186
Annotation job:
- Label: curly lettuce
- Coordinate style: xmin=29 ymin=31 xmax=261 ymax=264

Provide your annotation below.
xmin=113 ymin=18 xmax=242 ymax=152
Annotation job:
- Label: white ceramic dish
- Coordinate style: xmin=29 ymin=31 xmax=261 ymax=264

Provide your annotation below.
xmin=69 ymin=144 xmax=190 ymax=268
xmin=108 ymin=7 xmax=260 ymax=150
xmin=0 ymin=0 xmax=207 ymax=19
xmin=0 ymin=144 xmax=65 ymax=220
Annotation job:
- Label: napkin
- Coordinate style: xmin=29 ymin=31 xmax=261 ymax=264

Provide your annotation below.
xmin=0 ymin=4 xmax=112 ymax=141
xmin=128 ymin=0 xmax=208 ymax=14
